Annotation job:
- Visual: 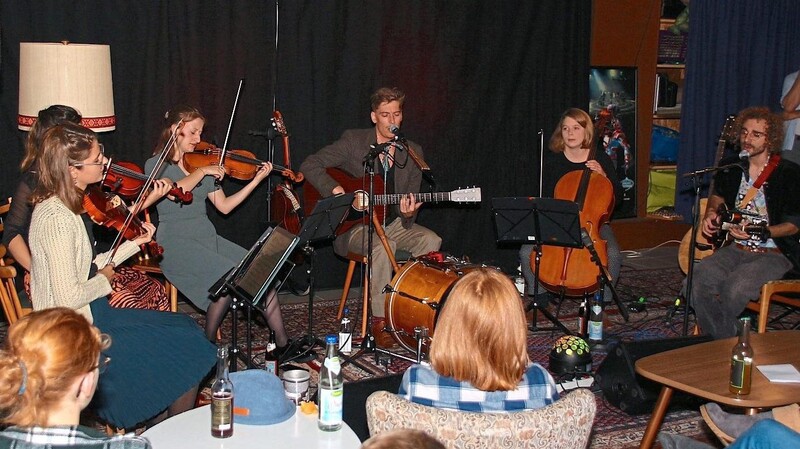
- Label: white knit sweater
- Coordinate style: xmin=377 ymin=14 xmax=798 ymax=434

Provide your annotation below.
xmin=29 ymin=196 xmax=141 ymax=322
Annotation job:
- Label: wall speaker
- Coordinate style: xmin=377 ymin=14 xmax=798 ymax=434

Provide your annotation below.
xmin=595 ymin=335 xmax=712 ymax=415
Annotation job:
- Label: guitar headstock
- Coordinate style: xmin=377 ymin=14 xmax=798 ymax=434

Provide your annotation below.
xmin=450 ymin=187 xmax=482 ymax=203
xmin=271 ymin=110 xmax=288 ymax=137
xmin=720 ymin=114 xmax=738 ymax=145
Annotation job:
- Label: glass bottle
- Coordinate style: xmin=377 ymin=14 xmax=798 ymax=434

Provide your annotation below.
xmin=588 ymin=291 xmax=604 ymax=342
xmin=210 ymin=346 xmax=233 ymax=438
xmin=729 ymin=317 xmax=754 ymax=395
xmin=339 ymin=307 xmax=353 ymax=354
xmin=264 ymin=329 xmax=278 ymax=375
xmin=318 ymin=334 xmax=343 ymax=431
xmin=577 ymin=297 xmax=588 ymax=338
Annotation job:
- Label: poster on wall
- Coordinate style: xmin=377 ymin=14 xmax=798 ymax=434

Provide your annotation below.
xmin=589 ymin=67 xmax=637 ymax=219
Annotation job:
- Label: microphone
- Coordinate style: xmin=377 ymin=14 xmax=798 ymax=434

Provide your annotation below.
xmin=389 ymin=124 xmax=404 ymax=139
xmin=738 ymin=150 xmax=750 ymax=160
xmin=248 ymin=128 xmax=278 ymax=140
xmin=363 ymin=142 xmax=392 ymax=163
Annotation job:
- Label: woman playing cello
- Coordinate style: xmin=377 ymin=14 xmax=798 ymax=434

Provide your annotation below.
xmin=144 ymin=105 xmax=300 ymax=358
xmin=518 ymin=108 xmax=623 ymax=305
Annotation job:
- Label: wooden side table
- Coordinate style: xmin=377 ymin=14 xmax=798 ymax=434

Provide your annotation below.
xmin=635 ymin=330 xmax=800 ymax=449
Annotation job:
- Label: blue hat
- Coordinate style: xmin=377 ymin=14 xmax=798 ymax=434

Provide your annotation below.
xmin=229 ymin=369 xmax=295 ymax=425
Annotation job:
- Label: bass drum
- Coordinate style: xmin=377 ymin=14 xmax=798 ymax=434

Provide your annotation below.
xmin=385 ymin=258 xmax=483 ymax=353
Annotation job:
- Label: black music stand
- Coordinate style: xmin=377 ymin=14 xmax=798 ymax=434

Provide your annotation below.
xmin=492 ymin=197 xmax=583 ymax=334
xmin=210 ymin=225 xmax=300 ymax=371
xmin=283 ymin=193 xmax=354 ymax=364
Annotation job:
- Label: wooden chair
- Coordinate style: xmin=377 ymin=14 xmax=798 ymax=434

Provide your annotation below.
xmin=745 ymin=279 xmax=800 ymax=333
xmin=0 ymin=262 xmax=30 ymax=325
xmin=336 ymin=213 xmax=403 ymax=337
xmin=0 ymin=198 xmax=17 ymax=267
xmin=130 ymin=256 xmax=179 ymax=313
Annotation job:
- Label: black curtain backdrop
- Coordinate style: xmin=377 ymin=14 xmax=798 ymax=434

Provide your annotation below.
xmin=676 ymin=1 xmax=800 ymax=222
xmin=0 ymin=1 xmax=591 ymax=288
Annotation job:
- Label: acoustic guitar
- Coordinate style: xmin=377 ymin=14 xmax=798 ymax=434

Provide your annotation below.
xmin=304 ymin=167 xmax=481 ymax=235
xmin=677 ymin=115 xmax=737 ymax=274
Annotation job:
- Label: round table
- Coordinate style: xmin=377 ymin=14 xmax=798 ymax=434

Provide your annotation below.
xmin=142 ymin=405 xmax=362 ymax=448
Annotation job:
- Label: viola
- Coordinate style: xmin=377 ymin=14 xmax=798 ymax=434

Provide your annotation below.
xmin=83 ymin=186 xmax=163 ymax=256
xmin=104 ymin=161 xmax=193 ymax=203
xmin=532 ymin=149 xmax=613 ymax=297
xmin=182 ymin=142 xmax=304 ymax=183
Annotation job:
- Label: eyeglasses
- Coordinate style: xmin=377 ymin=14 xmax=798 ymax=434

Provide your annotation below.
xmin=93 ymin=355 xmax=111 ymax=374
xmin=740 ymin=129 xmax=767 ymax=140
xmin=71 ymin=144 xmax=106 ymax=167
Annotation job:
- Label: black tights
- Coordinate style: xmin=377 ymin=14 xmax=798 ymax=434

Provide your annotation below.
xmin=204 ymin=289 xmax=288 ymax=347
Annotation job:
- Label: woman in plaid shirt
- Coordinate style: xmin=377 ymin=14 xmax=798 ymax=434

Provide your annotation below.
xmin=399 ymin=268 xmax=559 ymax=412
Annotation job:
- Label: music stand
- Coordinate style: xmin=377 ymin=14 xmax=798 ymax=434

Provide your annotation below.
xmin=282 ymin=193 xmax=354 ymax=364
xmin=211 ymin=225 xmax=300 ymax=371
xmin=492 ymin=197 xmax=582 ymax=334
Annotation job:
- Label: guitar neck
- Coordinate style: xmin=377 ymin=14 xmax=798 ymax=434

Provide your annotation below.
xmin=373 ymin=192 xmax=453 ymax=205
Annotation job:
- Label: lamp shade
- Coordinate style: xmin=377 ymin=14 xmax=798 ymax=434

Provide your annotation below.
xmin=18 ymin=42 xmax=115 ymax=132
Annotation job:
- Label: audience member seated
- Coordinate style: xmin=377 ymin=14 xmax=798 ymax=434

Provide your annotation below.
xmin=659 ymin=419 xmax=800 ymax=449
xmin=399 ymin=268 xmax=559 ymax=411
xmin=360 ymin=429 xmax=445 ymax=449
xmin=0 ymin=307 xmax=152 ymax=448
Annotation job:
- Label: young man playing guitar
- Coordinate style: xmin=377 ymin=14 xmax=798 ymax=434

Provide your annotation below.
xmin=300 ymin=87 xmax=442 ymax=347
xmin=692 ymin=107 xmax=800 ymax=339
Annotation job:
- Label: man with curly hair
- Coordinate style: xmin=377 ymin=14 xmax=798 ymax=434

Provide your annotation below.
xmin=691 ymin=106 xmax=800 ymax=339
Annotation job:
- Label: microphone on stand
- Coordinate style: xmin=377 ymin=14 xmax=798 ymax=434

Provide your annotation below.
xmin=248 ymin=128 xmax=278 ymax=140
xmin=389 ymin=124 xmax=404 ymax=140
xmin=363 ymin=142 xmax=392 ymax=163
xmin=738 ymin=150 xmax=750 ymax=160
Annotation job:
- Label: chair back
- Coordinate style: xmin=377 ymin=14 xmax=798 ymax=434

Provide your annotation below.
xmin=366 ymin=388 xmax=596 ymax=449
xmin=0 ymin=262 xmax=29 ymax=325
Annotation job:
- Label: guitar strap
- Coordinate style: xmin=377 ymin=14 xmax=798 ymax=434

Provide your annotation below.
xmin=737 ymin=154 xmax=781 ymax=209
xmin=401 ymin=140 xmax=431 ymax=172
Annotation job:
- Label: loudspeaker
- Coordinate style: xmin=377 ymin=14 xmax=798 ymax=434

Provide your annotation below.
xmin=595 ymin=335 xmax=712 ymax=415
xmin=342 ymin=373 xmax=404 ymax=442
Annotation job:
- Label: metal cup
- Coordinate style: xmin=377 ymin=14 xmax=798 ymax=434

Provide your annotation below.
xmin=281 ymin=368 xmax=310 ymax=405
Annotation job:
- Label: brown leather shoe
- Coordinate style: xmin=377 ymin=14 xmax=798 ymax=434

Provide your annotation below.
xmin=370 ymin=318 xmax=397 ymax=348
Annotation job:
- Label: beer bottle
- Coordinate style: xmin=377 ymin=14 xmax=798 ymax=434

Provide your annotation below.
xmin=577 ymin=298 xmax=588 ymax=338
xmin=211 ymin=346 xmax=234 ymax=438
xmin=264 ymin=329 xmax=278 ymax=375
xmin=729 ymin=316 xmax=754 ymax=395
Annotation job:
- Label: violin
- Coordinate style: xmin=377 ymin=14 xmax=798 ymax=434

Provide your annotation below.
xmin=182 ymin=141 xmax=304 ymax=183
xmin=104 ymin=161 xmax=193 ymax=203
xmin=83 ymin=186 xmax=163 ymax=256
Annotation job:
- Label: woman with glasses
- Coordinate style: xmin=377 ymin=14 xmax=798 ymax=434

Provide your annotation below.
xmin=2 ymin=104 xmax=172 ymax=311
xmin=27 ymin=123 xmax=216 ymax=430
xmin=0 ymin=307 xmax=151 ymax=448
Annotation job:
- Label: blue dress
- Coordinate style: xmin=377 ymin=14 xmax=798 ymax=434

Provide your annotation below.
xmin=90 ymin=298 xmax=216 ymax=429
xmin=144 ymin=159 xmax=247 ymax=311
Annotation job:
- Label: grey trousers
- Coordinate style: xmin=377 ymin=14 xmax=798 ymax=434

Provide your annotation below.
xmin=334 ymin=218 xmax=441 ymax=317
xmin=691 ymin=244 xmax=792 ymax=339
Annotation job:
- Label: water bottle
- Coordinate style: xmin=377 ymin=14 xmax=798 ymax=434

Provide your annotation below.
xmin=588 ymin=291 xmax=604 ymax=342
xmin=318 ymin=335 xmax=343 ymax=431
xmin=210 ymin=346 xmax=233 ymax=438
xmin=339 ymin=308 xmax=353 ymax=354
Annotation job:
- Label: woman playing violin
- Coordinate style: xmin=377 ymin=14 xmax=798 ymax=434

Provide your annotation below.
xmin=144 ymin=105 xmax=298 ymax=356
xmin=28 ymin=123 xmax=215 ymax=430
xmin=518 ymin=108 xmax=623 ymax=305
xmin=2 ymin=105 xmax=171 ymax=311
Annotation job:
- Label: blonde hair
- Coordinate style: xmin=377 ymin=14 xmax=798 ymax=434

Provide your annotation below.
xmin=30 ymin=124 xmax=98 ymax=214
xmin=370 ymin=87 xmax=405 ymax=111
xmin=429 ymin=268 xmax=529 ymax=391
xmin=0 ymin=308 xmax=109 ymax=427
xmin=154 ymin=105 xmax=205 ymax=162
xmin=549 ymin=108 xmax=596 ymax=153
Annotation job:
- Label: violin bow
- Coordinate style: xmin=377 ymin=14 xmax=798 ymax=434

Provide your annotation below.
xmin=101 ymin=120 xmax=184 ymax=267
xmin=216 ymin=79 xmax=245 ymax=184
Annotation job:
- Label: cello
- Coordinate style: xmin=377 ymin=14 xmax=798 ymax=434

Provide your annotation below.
xmin=532 ymin=145 xmax=614 ymax=297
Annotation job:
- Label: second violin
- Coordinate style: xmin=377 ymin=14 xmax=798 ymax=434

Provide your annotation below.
xmin=182 ymin=142 xmax=304 ymax=183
